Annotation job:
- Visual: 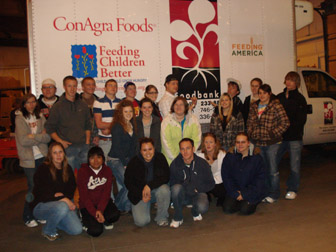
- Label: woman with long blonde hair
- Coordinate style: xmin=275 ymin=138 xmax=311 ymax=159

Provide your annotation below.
xmin=210 ymin=93 xmax=244 ymax=151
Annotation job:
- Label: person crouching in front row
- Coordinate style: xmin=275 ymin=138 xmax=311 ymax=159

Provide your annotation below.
xmin=221 ymin=132 xmax=266 ymax=215
xmin=170 ymin=138 xmax=215 ymax=228
xmin=124 ymin=138 xmax=171 ymax=227
xmin=77 ymin=146 xmax=120 ymax=237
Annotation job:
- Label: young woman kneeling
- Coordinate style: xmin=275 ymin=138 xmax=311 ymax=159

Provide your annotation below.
xmin=221 ymin=133 xmax=266 ymax=215
xmin=30 ymin=142 xmax=82 ymax=241
xmin=125 ymin=138 xmax=170 ymax=227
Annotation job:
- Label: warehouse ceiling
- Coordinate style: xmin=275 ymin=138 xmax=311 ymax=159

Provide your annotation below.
xmin=0 ymin=0 xmax=27 ymax=47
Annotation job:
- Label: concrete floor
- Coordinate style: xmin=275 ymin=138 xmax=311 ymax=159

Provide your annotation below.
xmin=0 ymin=146 xmax=335 ymax=252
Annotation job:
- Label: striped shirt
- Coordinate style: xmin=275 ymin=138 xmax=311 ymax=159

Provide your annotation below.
xmin=93 ymin=95 xmax=121 ymax=138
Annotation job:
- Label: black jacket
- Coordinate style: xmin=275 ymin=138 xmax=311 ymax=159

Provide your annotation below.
xmin=124 ymin=152 xmax=170 ymax=205
xmin=170 ymin=154 xmax=215 ymax=196
xmin=277 ymin=88 xmax=307 ymax=141
xmin=38 ymin=94 xmax=59 ymax=119
xmin=30 ymin=163 xmax=76 ymax=210
xmin=136 ymin=114 xmax=161 ymax=152
xmin=108 ymin=122 xmax=137 ymax=166
xmin=222 ymin=150 xmax=266 ymax=204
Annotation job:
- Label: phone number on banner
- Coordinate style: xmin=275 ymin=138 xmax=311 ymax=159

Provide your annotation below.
xmin=195 ymin=100 xmax=218 ymax=123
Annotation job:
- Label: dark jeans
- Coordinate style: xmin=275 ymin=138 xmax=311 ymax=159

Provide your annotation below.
xmin=80 ymin=199 xmax=120 ymax=237
xmin=223 ymin=196 xmax=257 ymax=215
xmin=209 ymin=183 xmax=226 ymax=205
xmin=23 ymin=157 xmax=44 ymax=223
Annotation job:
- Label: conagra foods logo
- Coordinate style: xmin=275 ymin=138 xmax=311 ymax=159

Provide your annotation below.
xmin=170 ymin=0 xmax=220 ymax=100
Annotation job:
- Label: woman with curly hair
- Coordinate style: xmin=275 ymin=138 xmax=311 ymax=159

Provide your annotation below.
xmin=107 ymin=99 xmax=137 ymax=213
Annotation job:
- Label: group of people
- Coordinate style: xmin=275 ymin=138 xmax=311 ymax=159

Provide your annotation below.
xmin=14 ymin=70 xmax=307 ymax=240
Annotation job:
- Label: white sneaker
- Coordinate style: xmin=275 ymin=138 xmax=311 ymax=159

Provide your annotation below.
xmin=104 ymin=223 xmax=114 ymax=230
xmin=262 ymin=197 xmax=276 ymax=204
xmin=25 ymin=220 xmax=38 ymax=228
xmin=170 ymin=219 xmax=183 ymax=228
xmin=157 ymin=220 xmax=169 ymax=227
xmin=37 ymin=219 xmax=46 ymax=224
xmin=193 ymin=214 xmax=203 ymax=222
xmin=285 ymin=191 xmax=297 ymax=200
xmin=186 ymin=204 xmax=193 ymax=208
xmin=82 ymin=225 xmax=88 ymax=231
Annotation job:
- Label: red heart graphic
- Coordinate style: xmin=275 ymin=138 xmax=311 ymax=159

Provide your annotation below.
xmin=88 ymin=55 xmax=93 ymax=59
xmin=74 ymin=55 xmax=80 ymax=59
xmin=82 ymin=47 xmax=87 ymax=54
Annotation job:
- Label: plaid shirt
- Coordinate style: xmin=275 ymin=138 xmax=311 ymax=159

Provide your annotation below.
xmin=247 ymin=98 xmax=289 ymax=146
xmin=210 ymin=112 xmax=245 ymax=151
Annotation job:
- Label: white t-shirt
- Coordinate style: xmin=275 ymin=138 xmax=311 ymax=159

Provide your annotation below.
xmin=25 ymin=114 xmax=43 ymax=160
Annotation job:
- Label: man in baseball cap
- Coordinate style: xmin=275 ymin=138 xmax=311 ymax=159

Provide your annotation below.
xmin=123 ymin=81 xmax=140 ymax=116
xmin=38 ymin=78 xmax=59 ymax=119
xmin=227 ymin=78 xmax=243 ymax=113
xmin=158 ymin=74 xmax=179 ymax=118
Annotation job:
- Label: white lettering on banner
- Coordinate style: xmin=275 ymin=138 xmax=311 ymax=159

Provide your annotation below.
xmin=180 ymin=90 xmax=220 ymax=99
xmin=53 ymin=17 xmax=154 ymax=36
xmin=87 ymin=176 xmax=107 ymax=190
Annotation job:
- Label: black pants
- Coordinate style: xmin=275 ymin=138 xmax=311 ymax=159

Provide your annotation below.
xmin=81 ymin=199 xmax=120 ymax=237
xmin=223 ymin=196 xmax=257 ymax=215
xmin=209 ymin=183 xmax=226 ymax=206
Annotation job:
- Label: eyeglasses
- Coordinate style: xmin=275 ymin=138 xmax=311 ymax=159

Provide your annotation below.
xmin=42 ymin=86 xmax=55 ymax=90
xmin=26 ymin=101 xmax=37 ymax=104
xmin=147 ymin=92 xmax=158 ymax=95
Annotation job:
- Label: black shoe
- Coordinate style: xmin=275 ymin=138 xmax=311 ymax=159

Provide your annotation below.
xmin=216 ymin=198 xmax=224 ymax=207
xmin=120 ymin=210 xmax=131 ymax=216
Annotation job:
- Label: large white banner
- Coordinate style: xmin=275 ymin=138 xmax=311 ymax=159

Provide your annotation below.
xmin=28 ymin=0 xmax=296 ymax=123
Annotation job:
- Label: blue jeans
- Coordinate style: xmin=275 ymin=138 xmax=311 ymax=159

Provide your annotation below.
xmin=107 ymin=158 xmax=131 ymax=212
xmin=33 ymin=201 xmax=82 ymax=236
xmin=258 ymin=143 xmax=281 ymax=200
xmin=65 ymin=144 xmax=89 ymax=171
xmin=171 ymin=184 xmax=209 ymax=221
xmin=23 ymin=157 xmax=44 ymax=223
xmin=277 ymin=140 xmax=303 ymax=192
xmin=131 ymin=184 xmax=170 ymax=227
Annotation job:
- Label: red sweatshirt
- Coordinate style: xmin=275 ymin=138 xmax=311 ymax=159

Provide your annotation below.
xmin=77 ymin=163 xmax=113 ymax=217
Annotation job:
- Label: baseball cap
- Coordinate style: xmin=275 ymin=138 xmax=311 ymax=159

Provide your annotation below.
xmin=41 ymin=78 xmax=56 ymax=87
xmin=226 ymin=78 xmax=242 ymax=91
xmin=165 ymin=74 xmax=178 ymax=85
xmin=124 ymin=81 xmax=136 ymax=90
